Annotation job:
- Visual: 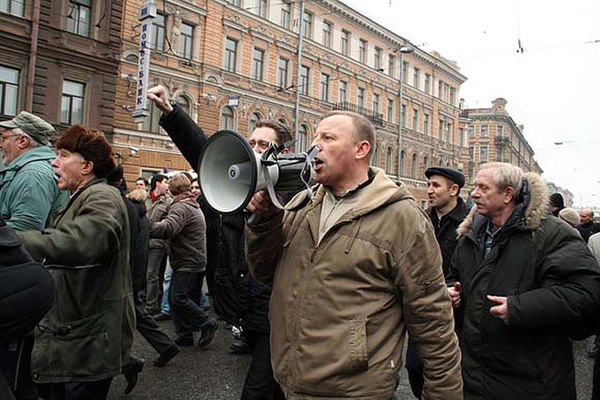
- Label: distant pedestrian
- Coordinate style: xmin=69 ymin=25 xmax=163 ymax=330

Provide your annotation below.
xmin=549 ymin=192 xmax=565 ymax=217
xmin=578 ymin=209 xmax=600 ymax=243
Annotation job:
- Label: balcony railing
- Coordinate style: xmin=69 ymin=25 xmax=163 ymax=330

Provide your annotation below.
xmin=494 ymin=135 xmax=511 ymax=146
xmin=334 ymin=102 xmax=384 ymax=126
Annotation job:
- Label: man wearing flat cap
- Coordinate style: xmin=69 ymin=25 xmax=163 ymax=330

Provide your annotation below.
xmin=406 ymin=165 xmax=469 ymax=399
xmin=0 ymin=111 xmax=66 ymax=231
xmin=0 ymin=112 xmax=67 ymax=400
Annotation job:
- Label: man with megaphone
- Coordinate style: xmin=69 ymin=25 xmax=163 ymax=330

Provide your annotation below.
xmin=245 ymin=110 xmax=463 ymax=399
xmin=147 ymin=85 xmax=287 ymax=399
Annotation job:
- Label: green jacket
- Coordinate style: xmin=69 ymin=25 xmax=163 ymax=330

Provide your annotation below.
xmin=0 ymin=146 xmax=67 ymax=231
xmin=246 ymin=168 xmax=463 ymax=400
xmin=18 ymin=178 xmax=134 ymax=383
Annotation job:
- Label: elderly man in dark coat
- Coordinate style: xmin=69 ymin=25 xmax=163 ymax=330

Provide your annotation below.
xmin=448 ymin=162 xmax=600 ymax=400
xmin=18 ymin=125 xmax=134 ymax=400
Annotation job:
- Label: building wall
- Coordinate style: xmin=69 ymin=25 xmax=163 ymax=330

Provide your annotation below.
xmin=0 ymin=0 xmax=122 ymax=135
xmin=463 ymin=98 xmax=543 ymax=184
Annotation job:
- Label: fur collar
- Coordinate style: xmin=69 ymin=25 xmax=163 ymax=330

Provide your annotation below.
xmin=457 ymin=172 xmax=549 ymax=237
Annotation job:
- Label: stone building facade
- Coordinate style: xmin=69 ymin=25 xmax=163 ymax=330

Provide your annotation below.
xmin=114 ymin=0 xmax=469 ymax=205
xmin=462 ymin=97 xmax=543 ymax=184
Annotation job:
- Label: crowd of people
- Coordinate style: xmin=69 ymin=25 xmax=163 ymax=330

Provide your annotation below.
xmin=1 ymin=86 xmax=600 ymax=400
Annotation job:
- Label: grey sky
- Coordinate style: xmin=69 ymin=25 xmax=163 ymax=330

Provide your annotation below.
xmin=341 ymin=0 xmax=600 ymax=207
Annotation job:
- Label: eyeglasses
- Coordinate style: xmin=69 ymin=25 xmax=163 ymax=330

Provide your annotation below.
xmin=0 ymin=134 xmax=22 ymax=144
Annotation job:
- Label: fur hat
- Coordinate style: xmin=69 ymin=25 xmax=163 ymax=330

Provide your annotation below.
xmin=559 ymin=207 xmax=580 ymax=228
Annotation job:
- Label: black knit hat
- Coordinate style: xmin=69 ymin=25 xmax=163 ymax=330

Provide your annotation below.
xmin=549 ymin=193 xmax=565 ymax=209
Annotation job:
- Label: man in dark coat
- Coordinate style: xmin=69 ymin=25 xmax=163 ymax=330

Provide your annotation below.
xmin=578 ymin=208 xmax=600 ymax=243
xmin=448 ymin=162 xmax=600 ymax=400
xmin=406 ymin=166 xmax=469 ymax=398
xmin=147 ymin=85 xmax=286 ymax=399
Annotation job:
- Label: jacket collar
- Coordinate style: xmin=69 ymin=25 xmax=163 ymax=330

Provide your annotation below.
xmin=457 ymin=171 xmax=549 ymax=237
xmin=1 ymin=146 xmax=55 ymax=172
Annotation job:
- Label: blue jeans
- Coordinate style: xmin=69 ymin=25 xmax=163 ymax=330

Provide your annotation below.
xmin=161 ymin=262 xmax=172 ymax=314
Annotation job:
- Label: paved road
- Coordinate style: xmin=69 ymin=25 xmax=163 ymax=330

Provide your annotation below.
xmin=108 ymin=317 xmax=595 ymax=399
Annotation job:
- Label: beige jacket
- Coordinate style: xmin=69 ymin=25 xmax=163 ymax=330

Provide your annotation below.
xmin=246 ymin=168 xmax=462 ymax=400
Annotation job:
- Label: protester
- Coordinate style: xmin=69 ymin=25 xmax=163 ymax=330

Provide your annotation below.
xmin=17 ymin=125 xmax=134 ymax=400
xmin=448 ymin=162 xmax=600 ymax=400
xmin=0 ymin=111 xmax=66 ymax=230
xmin=146 ymin=173 xmax=171 ymax=316
xmin=549 ymin=192 xmax=565 ymax=217
xmin=0 ymin=219 xmax=54 ymax=400
xmin=0 ymin=112 xmax=66 ymax=400
xmin=147 ymin=84 xmax=290 ymax=399
xmin=150 ymin=173 xmax=218 ymax=348
xmin=578 ymin=208 xmax=600 ymax=243
xmin=246 ymin=110 xmax=463 ymax=398
xmin=559 ymin=207 xmax=583 ymax=235
xmin=106 ymin=166 xmax=180 ymax=394
xmin=406 ymin=166 xmax=469 ymax=398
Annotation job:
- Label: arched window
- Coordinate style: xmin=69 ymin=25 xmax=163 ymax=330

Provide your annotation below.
xmin=174 ymin=95 xmax=190 ymax=115
xmin=423 ymin=155 xmax=429 ymax=172
xmin=249 ymin=112 xmax=261 ymax=134
xmin=400 ymin=150 xmax=406 ymax=176
xmin=411 ymin=153 xmax=417 ymax=178
xmin=371 ymin=144 xmax=378 ymax=167
xmin=221 ymin=106 xmax=235 ymax=130
xmin=297 ymin=124 xmax=308 ymax=152
xmin=385 ymin=147 xmax=393 ymax=174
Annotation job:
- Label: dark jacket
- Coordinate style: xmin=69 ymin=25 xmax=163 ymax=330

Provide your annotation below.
xmin=578 ymin=221 xmax=600 ymax=243
xmin=449 ymin=172 xmax=600 ymax=400
xmin=426 ymin=196 xmax=469 ymax=277
xmin=125 ymin=189 xmax=150 ymax=294
xmin=160 ymin=106 xmax=263 ymax=329
xmin=150 ymin=192 xmax=206 ymax=272
xmin=18 ymin=178 xmax=134 ymax=383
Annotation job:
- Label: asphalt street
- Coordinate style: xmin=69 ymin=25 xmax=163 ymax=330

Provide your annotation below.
xmin=108 ymin=316 xmax=595 ymax=400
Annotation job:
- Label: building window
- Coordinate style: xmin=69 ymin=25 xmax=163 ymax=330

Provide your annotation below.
xmin=423 ymin=155 xmax=429 ymax=171
xmin=224 ymin=38 xmax=237 ymax=72
xmin=359 ymin=39 xmax=367 ymax=63
xmin=402 ymin=62 xmax=408 ymax=83
xmin=67 ymin=0 xmax=91 ymax=37
xmin=449 ymin=87 xmax=456 ymax=105
xmin=459 ymin=128 xmax=465 ymax=147
xmin=423 ymin=113 xmax=429 ymax=135
xmin=480 ymin=145 xmax=488 ymax=162
xmin=1 ymin=0 xmax=24 ymax=16
xmin=400 ymin=150 xmax=405 ymax=176
xmin=300 ymin=65 xmax=310 ymax=96
xmin=497 ymin=125 xmax=504 ymax=137
xmin=322 ymin=21 xmax=332 ymax=48
xmin=178 ymin=22 xmax=193 ymax=59
xmin=401 ymin=104 xmax=406 ymax=127
xmin=174 ymin=95 xmax=189 ymax=115
xmin=277 ymin=57 xmax=288 ymax=89
xmin=302 ymin=12 xmax=312 ymax=39
xmin=338 ymin=81 xmax=347 ymax=103
xmin=152 ymin=14 xmax=165 ymax=52
xmin=481 ymin=125 xmax=488 ymax=137
xmin=341 ymin=30 xmax=349 ymax=56
xmin=372 ymin=93 xmax=380 ymax=113
xmin=257 ymin=0 xmax=267 ymax=18
xmin=413 ymin=68 xmax=420 ymax=90
xmin=385 ymin=147 xmax=393 ymax=174
xmin=252 ymin=48 xmax=265 ymax=81
xmin=438 ymin=80 xmax=444 ymax=100
xmin=424 ymin=73 xmax=430 ymax=94
xmin=0 ymin=65 xmax=19 ymax=117
xmin=320 ymin=73 xmax=329 ymax=102
xmin=226 ymin=0 xmax=240 ymax=5
xmin=411 ymin=153 xmax=417 ymax=178
xmin=142 ymin=103 xmax=161 ymax=133
xmin=374 ymin=47 xmax=382 ymax=70
xmin=249 ymin=112 xmax=261 ymax=134
xmin=438 ymin=120 xmax=444 ymax=141
xmin=446 ymin=122 xmax=452 ymax=143
xmin=298 ymin=124 xmax=308 ymax=152
xmin=60 ymin=80 xmax=84 ymax=125
xmin=357 ymin=87 xmax=364 ymax=110
xmin=387 ymin=99 xmax=393 ymax=123
xmin=280 ymin=2 xmax=290 ymax=28
xmin=388 ymin=55 xmax=395 ymax=78
xmin=412 ymin=109 xmax=418 ymax=132
xmin=221 ymin=106 xmax=235 ymax=130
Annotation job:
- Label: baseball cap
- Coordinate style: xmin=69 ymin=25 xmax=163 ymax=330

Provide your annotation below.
xmin=0 ymin=111 xmax=55 ymax=145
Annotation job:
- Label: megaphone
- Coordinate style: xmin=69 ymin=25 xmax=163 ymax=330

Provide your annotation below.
xmin=198 ymin=130 xmax=320 ymax=214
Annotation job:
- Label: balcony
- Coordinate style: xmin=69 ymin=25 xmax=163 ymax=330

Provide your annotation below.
xmin=334 ymin=102 xmax=384 ymax=127
xmin=494 ymin=135 xmax=511 ymax=146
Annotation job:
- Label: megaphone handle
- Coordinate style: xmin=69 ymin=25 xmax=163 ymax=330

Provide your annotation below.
xmin=263 ymin=163 xmax=286 ymax=209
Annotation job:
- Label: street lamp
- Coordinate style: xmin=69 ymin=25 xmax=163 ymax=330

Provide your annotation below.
xmin=397 ymin=45 xmax=414 ymax=182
